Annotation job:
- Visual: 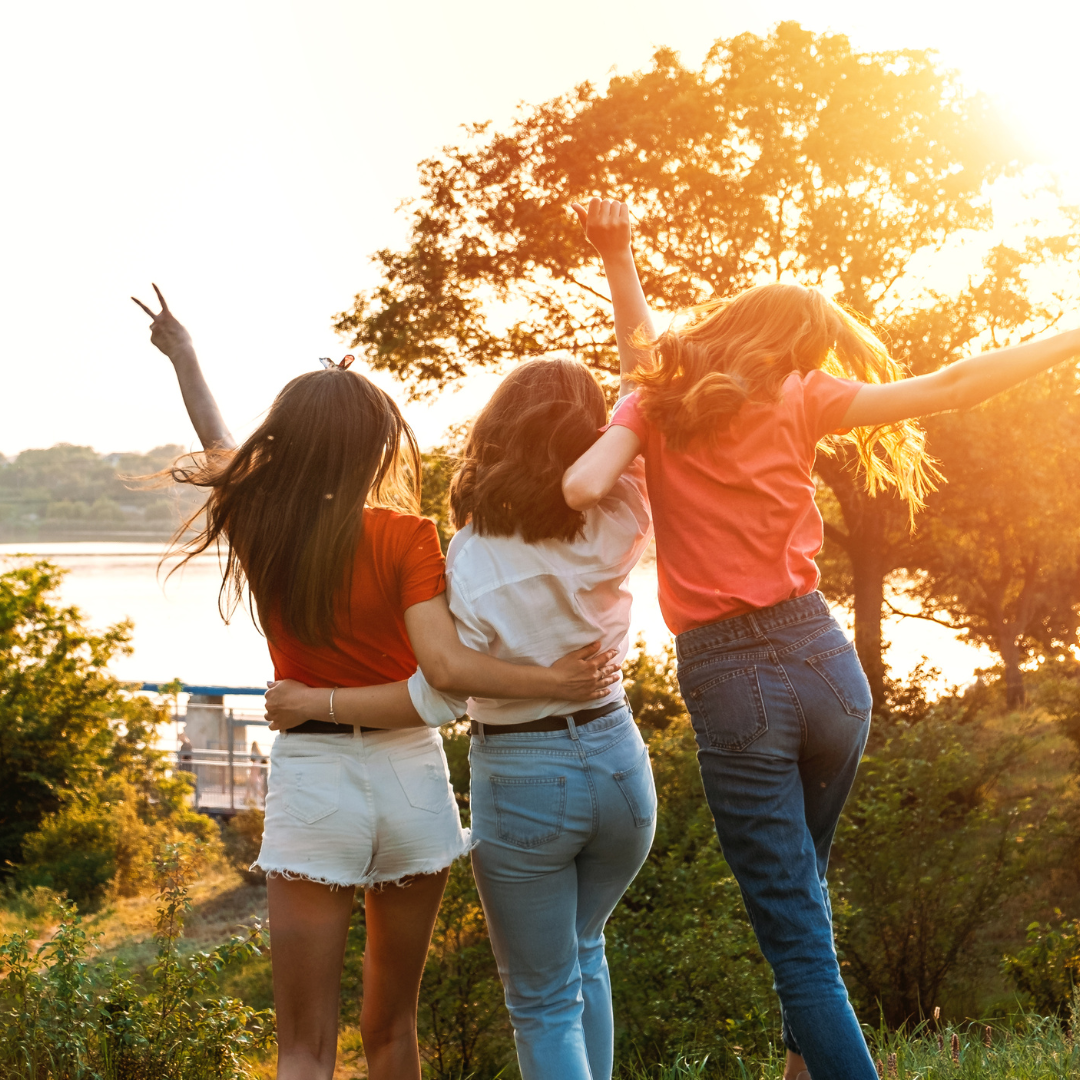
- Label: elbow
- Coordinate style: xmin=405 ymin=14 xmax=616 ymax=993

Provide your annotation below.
xmin=562 ymin=473 xmax=601 ymax=513
xmin=420 ymin=657 xmax=457 ymax=694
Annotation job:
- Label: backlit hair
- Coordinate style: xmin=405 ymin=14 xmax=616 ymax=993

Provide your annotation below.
xmin=165 ymin=368 xmax=420 ymax=647
xmin=450 ymin=357 xmax=607 ymax=542
xmin=633 ymin=282 xmax=939 ymax=515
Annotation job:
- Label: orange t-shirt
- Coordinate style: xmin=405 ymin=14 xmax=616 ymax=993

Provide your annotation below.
xmin=609 ymin=370 xmax=861 ymax=636
xmin=267 ymin=508 xmax=446 ymax=687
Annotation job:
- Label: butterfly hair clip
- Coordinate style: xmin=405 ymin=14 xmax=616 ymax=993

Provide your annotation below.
xmin=318 ymin=355 xmax=356 ymax=370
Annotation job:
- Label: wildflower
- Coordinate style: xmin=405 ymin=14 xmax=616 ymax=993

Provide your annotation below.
xmin=875 ymin=1060 xmax=884 ymax=1078
xmin=984 ymin=1025 xmax=992 ymax=1049
xmin=887 ymin=1052 xmax=898 ymax=1077
xmin=934 ymin=1006 xmax=941 ymax=1020
xmin=951 ymin=1032 xmax=960 ymax=1064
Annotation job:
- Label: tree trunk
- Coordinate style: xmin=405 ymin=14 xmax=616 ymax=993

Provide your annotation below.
xmin=816 ymin=455 xmax=897 ymax=713
xmin=850 ymin=519 xmax=888 ymax=713
xmin=997 ymin=632 xmax=1026 ymax=708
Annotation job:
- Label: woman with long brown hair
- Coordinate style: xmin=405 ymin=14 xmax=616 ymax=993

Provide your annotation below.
xmin=562 ymin=199 xmax=1080 ymax=1080
xmin=267 ymin=355 xmax=657 ymax=1080
xmin=132 ymin=287 xmax=619 ymax=1080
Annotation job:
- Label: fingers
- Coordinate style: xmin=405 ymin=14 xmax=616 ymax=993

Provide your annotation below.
xmin=570 ymin=202 xmax=588 ymax=228
xmin=131 ymin=296 xmax=157 ymax=318
xmin=152 ymin=283 xmax=169 ymax=312
xmin=569 ymin=640 xmax=603 ymax=660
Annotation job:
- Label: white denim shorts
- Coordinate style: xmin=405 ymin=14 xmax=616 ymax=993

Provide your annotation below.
xmin=253 ymin=726 xmax=470 ymax=889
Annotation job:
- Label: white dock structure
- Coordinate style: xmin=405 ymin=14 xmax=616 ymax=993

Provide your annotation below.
xmin=142 ymin=683 xmax=270 ymax=819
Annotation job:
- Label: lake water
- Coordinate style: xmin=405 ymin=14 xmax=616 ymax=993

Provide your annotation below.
xmin=2 ymin=542 xmax=991 ymax=709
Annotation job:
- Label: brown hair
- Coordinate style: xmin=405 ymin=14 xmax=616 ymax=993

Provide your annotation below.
xmin=450 ymin=358 xmax=606 ymax=543
xmin=166 ymin=368 xmax=420 ymax=647
xmin=634 ymin=282 xmax=938 ymax=515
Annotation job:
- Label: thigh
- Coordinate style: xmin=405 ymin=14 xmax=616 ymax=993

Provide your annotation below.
xmin=779 ymin=620 xmax=871 ymax=867
xmin=577 ymin=723 xmax=656 ymax=940
xmin=268 ymin=876 xmax=355 ymax=1043
xmin=468 ymin=742 xmax=587 ymax=991
xmin=362 ymin=869 xmax=449 ymax=1024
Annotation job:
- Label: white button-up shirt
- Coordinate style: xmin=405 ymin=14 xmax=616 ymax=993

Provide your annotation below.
xmin=409 ymin=458 xmax=652 ymax=725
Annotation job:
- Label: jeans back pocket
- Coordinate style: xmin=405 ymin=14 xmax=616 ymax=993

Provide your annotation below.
xmin=681 ymin=665 xmax=768 ymax=752
xmin=278 ymin=756 xmax=342 ymax=825
xmin=613 ymin=745 xmax=657 ymax=827
xmin=390 ymin=746 xmax=451 ymax=814
xmin=490 ymin=776 xmax=566 ymax=848
xmin=806 ymin=642 xmax=873 ymax=720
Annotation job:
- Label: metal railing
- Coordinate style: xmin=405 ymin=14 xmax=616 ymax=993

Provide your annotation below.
xmin=169 ymin=706 xmax=273 ymax=816
xmin=170 ymin=747 xmax=269 ymax=813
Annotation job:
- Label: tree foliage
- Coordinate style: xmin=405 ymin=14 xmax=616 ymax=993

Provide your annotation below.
xmin=898 ymin=373 xmax=1080 ymax=705
xmin=0 ymin=559 xmax=211 ymax=902
xmin=334 ymin=21 xmax=1080 ymax=706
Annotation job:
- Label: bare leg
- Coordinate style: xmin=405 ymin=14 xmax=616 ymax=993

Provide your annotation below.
xmin=361 ymin=869 xmax=450 ymax=1080
xmin=785 ymin=1050 xmax=810 ymax=1079
xmin=267 ymin=876 xmax=356 ymax=1080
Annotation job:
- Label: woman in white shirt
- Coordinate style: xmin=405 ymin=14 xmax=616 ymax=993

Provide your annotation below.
xmin=269 ymin=357 xmax=655 ymax=1080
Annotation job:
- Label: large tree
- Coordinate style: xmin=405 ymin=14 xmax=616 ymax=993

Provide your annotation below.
xmin=336 ymin=22 xmax=1044 ymax=705
xmin=897 ymin=370 xmax=1080 ymax=707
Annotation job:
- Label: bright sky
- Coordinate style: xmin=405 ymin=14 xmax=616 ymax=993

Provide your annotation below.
xmin=3 ymin=0 xmax=1079 ymax=457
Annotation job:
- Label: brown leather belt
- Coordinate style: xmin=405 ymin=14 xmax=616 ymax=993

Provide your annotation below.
xmin=469 ymin=697 xmax=627 ymax=737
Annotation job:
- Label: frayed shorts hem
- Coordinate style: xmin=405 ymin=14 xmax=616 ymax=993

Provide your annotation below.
xmin=252 ymin=832 xmax=474 ymax=891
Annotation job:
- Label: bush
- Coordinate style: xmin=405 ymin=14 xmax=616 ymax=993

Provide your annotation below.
xmin=0 ymin=843 xmax=273 ymax=1080
xmin=18 ymin=776 xmax=218 ymax=909
xmin=1003 ymin=914 xmax=1080 ymax=1017
xmin=222 ymin=809 xmax=266 ymax=885
xmin=832 ymin=714 xmax=1038 ymax=1024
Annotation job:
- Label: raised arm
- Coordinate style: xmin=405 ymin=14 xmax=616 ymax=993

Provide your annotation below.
xmin=842 ymin=327 xmax=1080 ymax=428
xmin=571 ymin=198 xmax=655 ymax=396
xmin=131 ymin=285 xmax=236 ymax=451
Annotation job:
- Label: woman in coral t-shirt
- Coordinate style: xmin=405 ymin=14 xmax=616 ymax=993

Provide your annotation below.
xmin=562 ymin=200 xmax=1080 ymax=1080
xmin=133 ymin=288 xmax=617 ymax=1080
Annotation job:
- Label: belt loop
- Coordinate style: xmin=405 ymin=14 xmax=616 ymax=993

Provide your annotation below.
xmin=567 ymin=716 xmax=579 ymax=741
xmin=476 ymin=721 xmax=486 ymax=745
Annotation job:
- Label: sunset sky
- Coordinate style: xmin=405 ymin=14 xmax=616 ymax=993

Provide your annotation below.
xmin=3 ymin=0 xmax=1079 ymax=456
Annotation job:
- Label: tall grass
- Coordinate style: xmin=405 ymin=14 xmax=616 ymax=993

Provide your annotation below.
xmin=0 ymin=843 xmax=272 ymax=1080
xmin=617 ymin=1012 xmax=1080 ymax=1079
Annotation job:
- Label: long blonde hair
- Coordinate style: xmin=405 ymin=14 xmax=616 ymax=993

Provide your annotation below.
xmin=633 ymin=282 xmax=939 ymax=515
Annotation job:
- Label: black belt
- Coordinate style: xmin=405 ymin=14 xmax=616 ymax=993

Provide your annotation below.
xmin=469 ymin=697 xmax=627 ymax=737
xmin=288 ymin=720 xmax=378 ymax=734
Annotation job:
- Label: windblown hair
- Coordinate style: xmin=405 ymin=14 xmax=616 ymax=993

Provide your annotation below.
xmin=450 ymin=358 xmax=606 ymax=543
xmin=166 ymin=368 xmax=420 ymax=647
xmin=634 ymin=282 xmax=939 ymax=514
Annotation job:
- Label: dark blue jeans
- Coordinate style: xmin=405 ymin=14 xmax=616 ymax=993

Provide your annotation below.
xmin=676 ymin=592 xmax=876 ymax=1080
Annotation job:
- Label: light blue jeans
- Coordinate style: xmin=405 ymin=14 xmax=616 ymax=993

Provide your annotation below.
xmin=469 ymin=704 xmax=656 ymax=1080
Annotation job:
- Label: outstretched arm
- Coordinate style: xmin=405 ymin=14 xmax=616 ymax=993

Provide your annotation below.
xmin=842 ymin=327 xmax=1080 ymax=428
xmin=131 ymin=285 xmax=236 ymax=451
xmin=571 ymin=198 xmax=655 ymax=396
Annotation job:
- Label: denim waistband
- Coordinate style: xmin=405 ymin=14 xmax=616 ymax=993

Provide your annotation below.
xmin=675 ymin=591 xmax=831 ymax=660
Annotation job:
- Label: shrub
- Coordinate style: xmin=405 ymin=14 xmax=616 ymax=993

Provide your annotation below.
xmin=833 ymin=716 xmax=1038 ymax=1024
xmin=1003 ymin=913 xmax=1080 ymax=1016
xmin=222 ymin=809 xmax=266 ymax=884
xmin=0 ymin=842 xmax=273 ymax=1080
xmin=19 ymin=776 xmax=219 ymax=910
xmin=0 ymin=559 xmax=174 ymax=873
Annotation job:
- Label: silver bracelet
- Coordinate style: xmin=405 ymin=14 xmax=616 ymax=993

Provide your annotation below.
xmin=329 ymin=687 xmax=336 ymax=724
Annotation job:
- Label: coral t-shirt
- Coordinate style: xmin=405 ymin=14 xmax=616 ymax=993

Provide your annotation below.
xmin=267 ymin=507 xmax=446 ymax=687
xmin=609 ymin=370 xmax=861 ymax=635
